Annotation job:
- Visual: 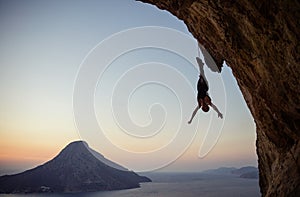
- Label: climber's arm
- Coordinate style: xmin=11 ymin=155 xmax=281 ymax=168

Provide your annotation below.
xmin=210 ymin=103 xmax=223 ymax=119
xmin=188 ymin=106 xmax=200 ymax=124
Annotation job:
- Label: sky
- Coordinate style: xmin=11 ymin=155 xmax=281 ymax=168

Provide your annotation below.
xmin=0 ymin=0 xmax=257 ymax=174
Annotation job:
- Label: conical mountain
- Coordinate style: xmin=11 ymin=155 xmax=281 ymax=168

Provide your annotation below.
xmin=0 ymin=141 xmax=151 ymax=193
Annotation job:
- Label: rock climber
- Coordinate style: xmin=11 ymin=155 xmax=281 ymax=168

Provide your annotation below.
xmin=188 ymin=57 xmax=223 ymax=124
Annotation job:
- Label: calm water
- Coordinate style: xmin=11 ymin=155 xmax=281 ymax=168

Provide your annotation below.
xmin=0 ymin=173 xmax=260 ymax=197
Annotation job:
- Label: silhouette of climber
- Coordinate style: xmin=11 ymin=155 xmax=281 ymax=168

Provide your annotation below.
xmin=188 ymin=57 xmax=223 ymax=124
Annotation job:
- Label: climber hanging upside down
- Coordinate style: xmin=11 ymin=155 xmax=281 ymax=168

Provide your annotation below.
xmin=188 ymin=57 xmax=223 ymax=124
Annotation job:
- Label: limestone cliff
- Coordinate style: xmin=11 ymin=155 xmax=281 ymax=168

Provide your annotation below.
xmin=138 ymin=0 xmax=300 ymax=196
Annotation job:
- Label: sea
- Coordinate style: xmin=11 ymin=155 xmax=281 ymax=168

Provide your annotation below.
xmin=0 ymin=173 xmax=260 ymax=197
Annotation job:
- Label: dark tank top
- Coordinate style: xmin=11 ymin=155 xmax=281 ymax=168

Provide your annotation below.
xmin=197 ymin=76 xmax=208 ymax=99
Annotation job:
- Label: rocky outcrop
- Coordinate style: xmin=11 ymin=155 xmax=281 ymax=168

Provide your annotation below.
xmin=0 ymin=141 xmax=151 ymax=193
xmin=139 ymin=0 xmax=300 ymax=196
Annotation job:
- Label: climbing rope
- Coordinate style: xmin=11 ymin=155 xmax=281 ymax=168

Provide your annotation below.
xmin=197 ymin=42 xmax=201 ymax=57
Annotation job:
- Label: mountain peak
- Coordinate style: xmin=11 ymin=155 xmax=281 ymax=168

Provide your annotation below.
xmin=56 ymin=140 xmax=89 ymax=157
xmin=55 ymin=140 xmax=127 ymax=171
xmin=65 ymin=140 xmax=87 ymax=146
xmin=60 ymin=140 xmax=90 ymax=153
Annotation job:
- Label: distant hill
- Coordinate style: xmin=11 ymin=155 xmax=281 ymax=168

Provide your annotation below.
xmin=0 ymin=141 xmax=151 ymax=193
xmin=240 ymin=171 xmax=259 ymax=179
xmin=232 ymin=166 xmax=258 ymax=176
xmin=202 ymin=167 xmax=237 ymax=175
xmin=202 ymin=166 xmax=258 ymax=179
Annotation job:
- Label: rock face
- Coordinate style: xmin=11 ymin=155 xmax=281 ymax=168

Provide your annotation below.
xmin=139 ymin=0 xmax=299 ymax=196
xmin=0 ymin=141 xmax=151 ymax=193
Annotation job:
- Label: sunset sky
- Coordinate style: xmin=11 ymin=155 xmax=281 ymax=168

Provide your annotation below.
xmin=0 ymin=0 xmax=257 ymax=174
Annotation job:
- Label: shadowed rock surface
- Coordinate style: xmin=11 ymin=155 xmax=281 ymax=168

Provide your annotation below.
xmin=138 ymin=0 xmax=299 ymax=196
xmin=0 ymin=141 xmax=151 ymax=193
